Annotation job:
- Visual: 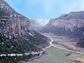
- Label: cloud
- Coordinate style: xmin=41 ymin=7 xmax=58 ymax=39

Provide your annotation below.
xmin=4 ymin=0 xmax=84 ymax=19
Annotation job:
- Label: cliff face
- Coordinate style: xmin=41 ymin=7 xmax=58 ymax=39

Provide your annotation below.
xmin=0 ymin=0 xmax=33 ymax=37
xmin=40 ymin=11 xmax=84 ymax=48
xmin=0 ymin=17 xmax=34 ymax=38
xmin=41 ymin=11 xmax=84 ymax=38
xmin=0 ymin=0 xmax=49 ymax=54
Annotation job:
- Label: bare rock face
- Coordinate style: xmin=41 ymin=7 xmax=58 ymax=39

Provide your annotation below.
xmin=0 ymin=0 xmax=33 ymax=37
xmin=0 ymin=0 xmax=49 ymax=54
xmin=41 ymin=11 xmax=84 ymax=38
xmin=0 ymin=17 xmax=34 ymax=38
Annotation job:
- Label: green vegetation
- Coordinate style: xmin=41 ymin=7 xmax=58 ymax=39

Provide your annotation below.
xmin=0 ymin=54 xmax=39 ymax=63
xmin=25 ymin=47 xmax=74 ymax=63
xmin=0 ymin=33 xmax=42 ymax=63
xmin=57 ymin=14 xmax=68 ymax=19
xmin=28 ymin=30 xmax=49 ymax=46
xmin=0 ymin=9 xmax=9 ymax=19
xmin=0 ymin=0 xmax=50 ymax=63
xmin=77 ymin=36 xmax=84 ymax=47
xmin=0 ymin=9 xmax=9 ymax=16
xmin=0 ymin=33 xmax=40 ymax=54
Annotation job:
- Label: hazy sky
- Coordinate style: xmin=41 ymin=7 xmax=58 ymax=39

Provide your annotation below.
xmin=5 ymin=0 xmax=84 ymax=19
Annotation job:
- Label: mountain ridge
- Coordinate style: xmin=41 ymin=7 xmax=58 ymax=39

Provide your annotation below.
xmin=0 ymin=0 xmax=50 ymax=54
xmin=40 ymin=11 xmax=84 ymax=47
xmin=57 ymin=11 xmax=84 ymax=20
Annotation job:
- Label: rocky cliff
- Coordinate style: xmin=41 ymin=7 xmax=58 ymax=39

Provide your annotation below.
xmin=40 ymin=11 xmax=84 ymax=48
xmin=41 ymin=11 xmax=84 ymax=38
xmin=0 ymin=0 xmax=49 ymax=54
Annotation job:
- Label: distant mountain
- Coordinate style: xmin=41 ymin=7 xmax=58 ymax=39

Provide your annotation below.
xmin=57 ymin=14 xmax=68 ymax=18
xmin=29 ymin=18 xmax=49 ymax=30
xmin=36 ymin=19 xmax=49 ymax=26
xmin=40 ymin=11 xmax=84 ymax=47
xmin=41 ymin=11 xmax=84 ymax=37
xmin=29 ymin=18 xmax=42 ymax=30
xmin=0 ymin=0 xmax=50 ymax=55
xmin=57 ymin=11 xmax=84 ymax=20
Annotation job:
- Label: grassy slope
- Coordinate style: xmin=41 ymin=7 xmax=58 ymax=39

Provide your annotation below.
xmin=24 ymin=47 xmax=74 ymax=63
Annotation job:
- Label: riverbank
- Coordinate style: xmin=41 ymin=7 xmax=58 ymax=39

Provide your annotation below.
xmin=22 ymin=33 xmax=84 ymax=63
xmin=42 ymin=33 xmax=84 ymax=63
xmin=65 ymin=51 xmax=84 ymax=63
xmin=23 ymin=33 xmax=75 ymax=63
xmin=24 ymin=47 xmax=74 ymax=63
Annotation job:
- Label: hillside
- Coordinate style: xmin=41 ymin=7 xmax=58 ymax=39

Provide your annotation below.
xmin=40 ymin=11 xmax=84 ymax=47
xmin=57 ymin=11 xmax=84 ymax=20
xmin=40 ymin=11 xmax=84 ymax=37
xmin=0 ymin=0 xmax=50 ymax=62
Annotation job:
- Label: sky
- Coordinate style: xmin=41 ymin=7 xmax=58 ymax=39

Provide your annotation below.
xmin=4 ymin=0 xmax=84 ymax=19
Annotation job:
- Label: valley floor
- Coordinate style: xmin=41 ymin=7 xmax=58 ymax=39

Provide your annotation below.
xmin=24 ymin=33 xmax=84 ymax=63
xmin=42 ymin=33 xmax=84 ymax=63
xmin=24 ymin=47 xmax=73 ymax=63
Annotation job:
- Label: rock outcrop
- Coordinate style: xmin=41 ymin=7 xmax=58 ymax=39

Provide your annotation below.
xmin=40 ymin=11 xmax=84 ymax=38
xmin=0 ymin=0 xmax=49 ymax=54
xmin=40 ymin=11 xmax=84 ymax=48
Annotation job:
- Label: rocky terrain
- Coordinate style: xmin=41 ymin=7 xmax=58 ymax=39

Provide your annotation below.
xmin=40 ymin=11 xmax=84 ymax=47
xmin=0 ymin=0 xmax=50 ymax=55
